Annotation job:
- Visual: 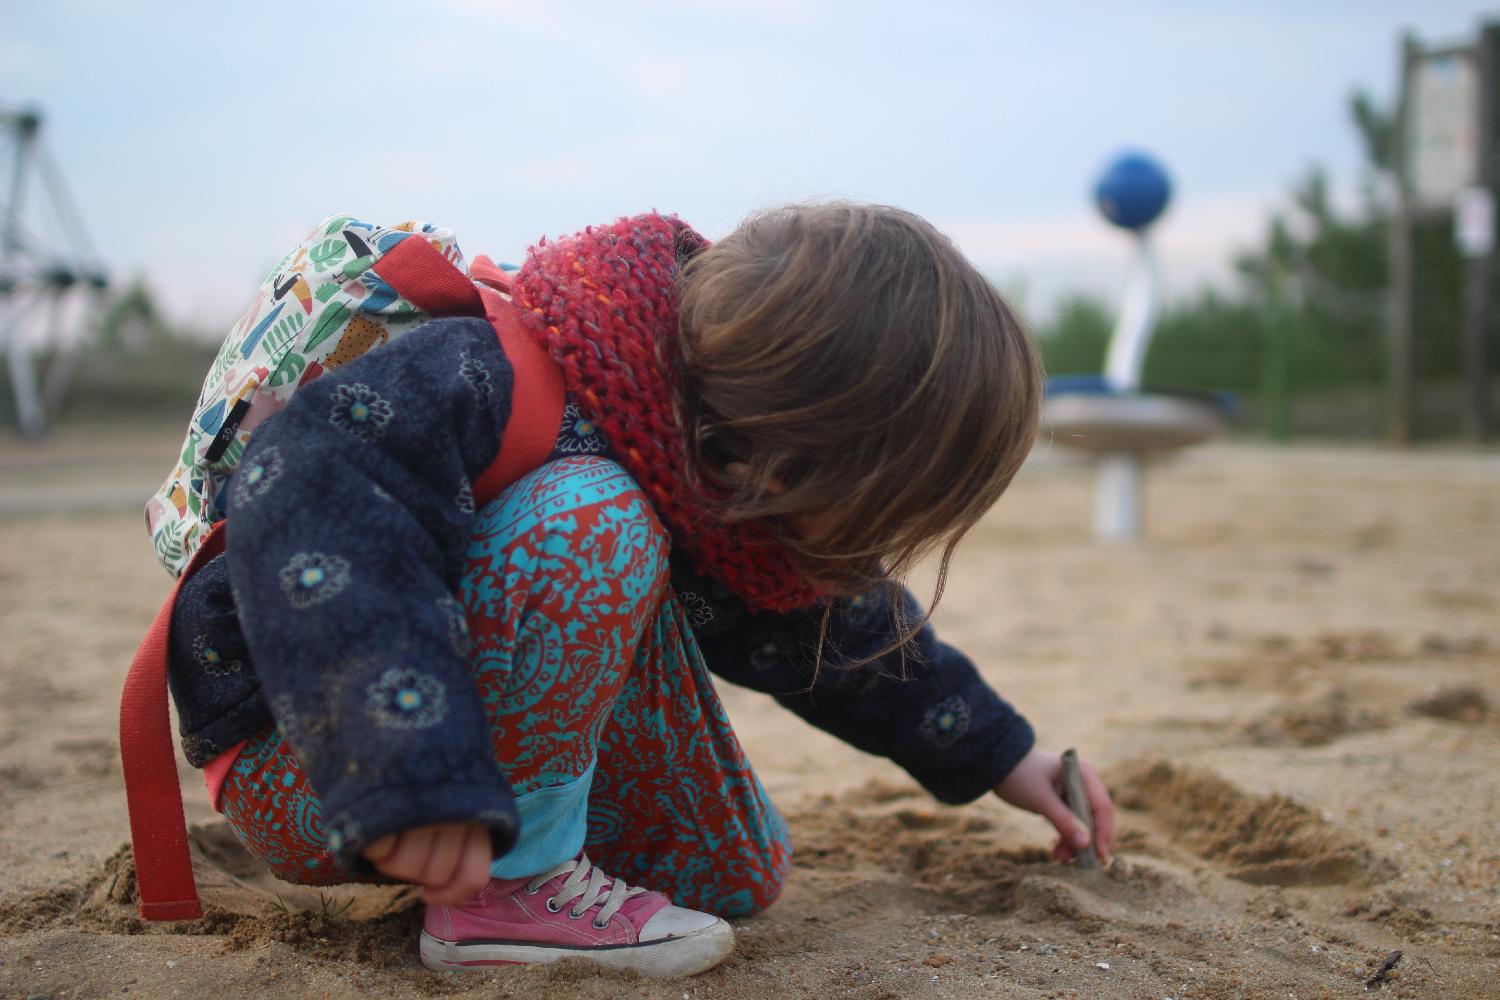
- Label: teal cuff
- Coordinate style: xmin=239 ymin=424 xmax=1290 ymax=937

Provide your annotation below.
xmin=490 ymin=760 xmax=596 ymax=878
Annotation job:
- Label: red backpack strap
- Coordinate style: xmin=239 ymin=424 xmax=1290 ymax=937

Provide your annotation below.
xmin=371 ymin=240 xmax=562 ymax=490
xmin=370 ymin=234 xmax=485 ymax=317
xmin=472 ymin=284 xmax=565 ymax=503
xmin=468 ymin=254 xmax=514 ymax=293
xmin=120 ymin=522 xmax=227 ymax=921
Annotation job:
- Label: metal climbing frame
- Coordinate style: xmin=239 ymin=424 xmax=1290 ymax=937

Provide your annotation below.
xmin=1 ymin=105 xmax=107 ymax=437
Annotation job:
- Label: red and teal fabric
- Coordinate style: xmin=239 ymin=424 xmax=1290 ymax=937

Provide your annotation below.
xmin=216 ymin=456 xmax=789 ymax=916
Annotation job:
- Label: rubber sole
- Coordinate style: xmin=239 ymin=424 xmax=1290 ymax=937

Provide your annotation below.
xmin=418 ymin=921 xmax=736 ymax=978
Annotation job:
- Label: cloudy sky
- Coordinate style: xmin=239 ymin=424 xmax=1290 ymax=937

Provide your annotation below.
xmin=2 ymin=1 xmax=1493 ymax=330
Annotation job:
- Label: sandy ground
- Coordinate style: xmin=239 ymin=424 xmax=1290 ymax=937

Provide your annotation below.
xmin=2 ymin=424 xmax=1498 ymax=1000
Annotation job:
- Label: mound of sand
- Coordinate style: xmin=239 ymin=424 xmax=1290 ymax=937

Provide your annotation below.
xmin=1110 ymin=758 xmax=1394 ymax=886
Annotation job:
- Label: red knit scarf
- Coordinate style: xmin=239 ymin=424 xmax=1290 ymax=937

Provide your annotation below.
xmin=512 ymin=213 xmax=825 ymax=614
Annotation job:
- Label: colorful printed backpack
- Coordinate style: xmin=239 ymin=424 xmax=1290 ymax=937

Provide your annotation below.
xmin=146 ymin=214 xmax=475 ymax=576
xmin=126 ymin=214 xmax=566 ymax=922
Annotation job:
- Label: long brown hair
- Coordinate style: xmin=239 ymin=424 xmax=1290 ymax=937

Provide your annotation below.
xmin=677 ymin=202 xmax=1041 ymax=649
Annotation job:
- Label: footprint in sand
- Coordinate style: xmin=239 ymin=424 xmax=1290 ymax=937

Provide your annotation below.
xmin=1239 ymin=687 xmax=1391 ymax=747
xmin=1407 ymin=685 xmax=1491 ymax=724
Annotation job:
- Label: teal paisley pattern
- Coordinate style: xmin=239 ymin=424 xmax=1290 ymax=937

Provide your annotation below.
xmin=215 ymin=456 xmax=789 ymax=916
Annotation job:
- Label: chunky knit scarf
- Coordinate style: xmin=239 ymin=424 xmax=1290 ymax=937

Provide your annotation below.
xmin=512 ymin=213 xmax=825 ymax=614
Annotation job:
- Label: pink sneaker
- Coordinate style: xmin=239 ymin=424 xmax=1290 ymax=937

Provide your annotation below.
xmin=419 ymin=853 xmax=735 ymax=977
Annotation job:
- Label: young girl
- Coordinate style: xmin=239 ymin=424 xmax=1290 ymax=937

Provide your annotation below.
xmin=165 ymin=203 xmax=1115 ymax=977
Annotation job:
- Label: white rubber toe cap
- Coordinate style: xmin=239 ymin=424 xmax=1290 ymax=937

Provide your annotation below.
xmin=639 ymin=904 xmax=731 ymax=942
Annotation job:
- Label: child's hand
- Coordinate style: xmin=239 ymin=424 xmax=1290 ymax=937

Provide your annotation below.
xmin=993 ymin=747 xmax=1115 ymax=864
xmin=362 ymin=822 xmax=494 ymax=905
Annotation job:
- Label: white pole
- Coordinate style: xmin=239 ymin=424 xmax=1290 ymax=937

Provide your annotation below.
xmin=1094 ymin=451 xmax=1144 ymax=541
xmin=3 ymin=294 xmax=45 ymax=437
xmin=41 ymin=284 xmax=87 ymax=421
xmin=3 ymin=111 xmax=47 ymax=436
xmin=1102 ymin=231 xmax=1160 ymax=393
xmin=1094 ymin=231 xmax=1160 ymax=540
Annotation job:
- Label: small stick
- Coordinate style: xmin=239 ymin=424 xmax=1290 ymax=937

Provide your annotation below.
xmin=1061 ymin=748 xmax=1099 ymax=869
xmin=1365 ymin=950 xmax=1402 ymax=989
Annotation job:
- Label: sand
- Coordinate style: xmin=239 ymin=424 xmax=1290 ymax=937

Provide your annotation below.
xmin=2 ymin=427 xmax=1498 ymax=999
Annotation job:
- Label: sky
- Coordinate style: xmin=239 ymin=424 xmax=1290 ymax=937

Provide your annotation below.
xmin=2 ymin=0 xmax=1495 ymax=334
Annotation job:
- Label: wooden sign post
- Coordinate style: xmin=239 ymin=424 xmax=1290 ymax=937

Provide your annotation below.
xmin=1390 ymin=23 xmax=1499 ymax=444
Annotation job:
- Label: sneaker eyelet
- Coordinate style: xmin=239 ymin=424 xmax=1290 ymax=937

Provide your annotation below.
xmin=592 ymin=917 xmax=609 ymax=930
xmin=568 ymin=908 xmax=586 ymax=920
xmin=523 ymin=885 xmax=541 ymax=895
xmin=545 ymin=897 xmax=562 ymax=913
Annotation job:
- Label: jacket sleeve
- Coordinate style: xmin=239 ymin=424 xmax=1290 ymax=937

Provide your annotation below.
xmin=223 ymin=316 xmax=520 ymax=872
xmin=684 ymin=573 xmax=1035 ymax=805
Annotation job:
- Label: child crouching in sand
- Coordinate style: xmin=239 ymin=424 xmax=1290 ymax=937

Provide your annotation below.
xmin=163 ymin=203 xmax=1115 ymax=976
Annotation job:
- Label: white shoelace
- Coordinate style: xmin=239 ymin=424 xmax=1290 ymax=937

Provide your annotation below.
xmin=525 ymin=853 xmax=645 ymax=928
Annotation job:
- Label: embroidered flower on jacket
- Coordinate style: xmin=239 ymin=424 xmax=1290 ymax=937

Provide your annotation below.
xmin=329 ymin=383 xmax=393 ymax=441
xmin=554 ymin=402 xmax=607 ymax=454
xmin=366 ymin=668 xmax=448 ymax=730
xmin=831 ymin=663 xmax=887 ymax=694
xmin=456 ymin=481 xmax=475 ymax=514
xmin=182 ymin=732 xmax=219 ymax=763
xmin=268 ymin=692 xmax=303 ymax=747
xmin=438 ymin=595 xmax=471 ymax=656
xmin=748 ymin=637 xmax=787 ymax=673
xmin=458 ymin=351 xmax=492 ymax=407
xmin=192 ymin=633 xmax=242 ymax=675
xmin=278 ymin=552 xmax=352 ymax=608
xmin=677 ymin=590 xmax=715 ymax=630
xmin=326 ymin=813 xmax=363 ymax=856
xmin=841 ymin=591 xmax=886 ymax=629
xmin=919 ymin=695 xmax=972 ymax=748
xmin=232 ymin=446 xmax=283 ymax=507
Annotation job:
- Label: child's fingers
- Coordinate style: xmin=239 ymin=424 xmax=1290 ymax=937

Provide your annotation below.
xmin=455 ymin=824 xmax=495 ymax=896
xmin=1033 ymin=789 xmax=1093 ymax=857
xmin=363 ymin=834 xmax=399 ymax=864
xmin=418 ymin=824 xmax=467 ymax=891
xmin=422 ymin=827 xmax=491 ymax=905
xmin=376 ymin=825 xmax=436 ymax=883
xmin=424 ymin=825 xmax=493 ymax=906
xmin=1081 ymin=761 xmax=1116 ymax=862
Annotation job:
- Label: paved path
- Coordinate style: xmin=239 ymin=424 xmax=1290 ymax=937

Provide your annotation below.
xmin=0 ymin=423 xmax=180 ymax=517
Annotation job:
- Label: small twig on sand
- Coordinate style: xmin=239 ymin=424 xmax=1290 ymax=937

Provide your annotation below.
xmin=1365 ymin=950 xmax=1402 ymax=989
xmin=1061 ymin=748 xmax=1099 ymax=869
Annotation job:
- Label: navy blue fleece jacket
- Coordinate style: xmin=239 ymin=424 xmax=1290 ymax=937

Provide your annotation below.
xmin=166 ymin=315 xmax=1035 ymax=872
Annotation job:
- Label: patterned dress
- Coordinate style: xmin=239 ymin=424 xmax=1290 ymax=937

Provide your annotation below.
xmin=219 ymin=456 xmax=788 ymax=916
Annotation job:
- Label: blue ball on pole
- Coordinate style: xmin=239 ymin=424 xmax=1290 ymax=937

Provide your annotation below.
xmin=1094 ymin=152 xmax=1172 ymax=231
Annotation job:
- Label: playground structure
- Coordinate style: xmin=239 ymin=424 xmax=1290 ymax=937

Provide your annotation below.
xmin=1 ymin=105 xmax=107 ymax=437
xmin=1042 ymin=152 xmax=1224 ymax=541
